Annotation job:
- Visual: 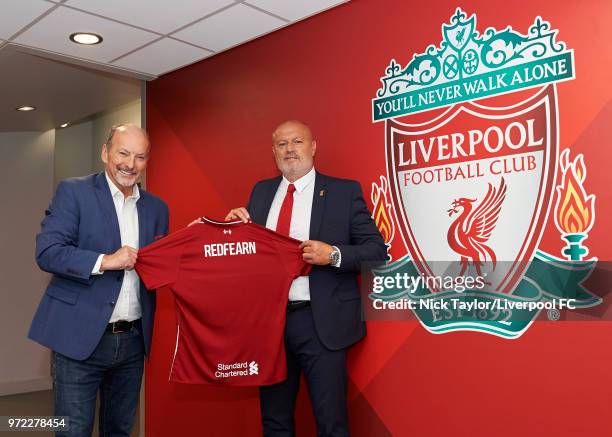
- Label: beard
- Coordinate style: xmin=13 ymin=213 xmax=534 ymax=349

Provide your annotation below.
xmin=113 ymin=166 xmax=139 ymax=187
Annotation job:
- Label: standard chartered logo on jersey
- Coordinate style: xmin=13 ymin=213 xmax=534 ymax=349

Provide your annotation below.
xmin=215 ymin=361 xmax=259 ymax=378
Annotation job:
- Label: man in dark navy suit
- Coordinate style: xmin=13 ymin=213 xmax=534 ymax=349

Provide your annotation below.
xmin=226 ymin=120 xmax=386 ymax=436
xmin=29 ymin=124 xmax=169 ymax=437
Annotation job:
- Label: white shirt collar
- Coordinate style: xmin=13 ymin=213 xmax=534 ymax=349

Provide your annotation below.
xmin=105 ymin=171 xmax=140 ymax=200
xmin=281 ymin=166 xmax=316 ymax=193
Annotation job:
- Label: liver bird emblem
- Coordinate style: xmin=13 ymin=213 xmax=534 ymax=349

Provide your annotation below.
xmin=447 ymin=178 xmax=507 ymax=278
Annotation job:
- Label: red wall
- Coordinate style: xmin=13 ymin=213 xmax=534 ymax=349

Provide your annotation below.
xmin=145 ymin=0 xmax=612 ymax=435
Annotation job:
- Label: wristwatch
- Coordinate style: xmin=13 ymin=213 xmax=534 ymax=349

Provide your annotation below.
xmin=329 ymin=246 xmax=341 ymax=267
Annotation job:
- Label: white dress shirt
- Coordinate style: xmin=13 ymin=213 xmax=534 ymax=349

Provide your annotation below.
xmin=266 ymin=167 xmax=316 ymax=301
xmin=92 ymin=172 xmax=142 ymax=322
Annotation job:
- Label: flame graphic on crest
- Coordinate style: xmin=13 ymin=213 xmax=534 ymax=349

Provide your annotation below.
xmin=554 ymin=149 xmax=595 ymax=235
xmin=371 ymin=176 xmax=395 ymax=255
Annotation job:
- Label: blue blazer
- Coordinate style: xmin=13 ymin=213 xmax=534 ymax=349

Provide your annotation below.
xmin=247 ymin=172 xmax=386 ymax=350
xmin=29 ymin=172 xmax=169 ymax=360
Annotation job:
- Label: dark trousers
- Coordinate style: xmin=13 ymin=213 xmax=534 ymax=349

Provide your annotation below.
xmin=53 ymin=323 xmax=144 ymax=437
xmin=260 ymin=306 xmax=349 ymax=437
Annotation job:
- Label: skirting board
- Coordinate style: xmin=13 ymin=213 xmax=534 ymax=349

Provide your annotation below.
xmin=0 ymin=377 xmax=53 ymax=396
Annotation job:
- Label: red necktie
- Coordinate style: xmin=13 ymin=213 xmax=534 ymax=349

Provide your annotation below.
xmin=275 ymin=184 xmax=296 ymax=236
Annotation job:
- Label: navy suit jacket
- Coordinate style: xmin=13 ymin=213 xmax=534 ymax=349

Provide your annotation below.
xmin=247 ymin=172 xmax=386 ymax=350
xmin=29 ymin=172 xmax=169 ymax=360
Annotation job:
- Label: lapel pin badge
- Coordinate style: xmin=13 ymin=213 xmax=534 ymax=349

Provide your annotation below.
xmin=320 ymin=190 xmax=325 ymax=197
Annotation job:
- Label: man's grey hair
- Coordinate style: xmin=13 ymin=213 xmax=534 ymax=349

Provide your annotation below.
xmin=105 ymin=123 xmax=149 ymax=147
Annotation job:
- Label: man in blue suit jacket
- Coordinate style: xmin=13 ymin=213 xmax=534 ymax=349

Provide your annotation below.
xmin=29 ymin=124 xmax=169 ymax=437
xmin=226 ymin=120 xmax=386 ymax=436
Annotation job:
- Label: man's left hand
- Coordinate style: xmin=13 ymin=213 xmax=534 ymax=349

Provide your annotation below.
xmin=300 ymin=240 xmax=333 ymax=265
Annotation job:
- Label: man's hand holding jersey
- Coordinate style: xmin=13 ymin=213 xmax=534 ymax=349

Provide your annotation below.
xmin=187 ymin=209 xmax=336 ymax=266
xmin=299 ymin=240 xmax=334 ymax=266
xmin=100 ymin=246 xmax=138 ymax=271
xmin=225 ymin=208 xmax=334 ymax=266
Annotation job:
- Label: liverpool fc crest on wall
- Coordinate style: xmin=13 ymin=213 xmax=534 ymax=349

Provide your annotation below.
xmin=369 ymin=8 xmax=599 ymax=338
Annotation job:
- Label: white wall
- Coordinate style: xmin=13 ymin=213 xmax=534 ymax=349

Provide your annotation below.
xmin=0 ymin=131 xmax=55 ymax=395
xmin=54 ymin=120 xmax=93 ymax=185
xmin=0 ymin=99 xmax=142 ymax=397
xmin=55 ymin=99 xmax=141 ymax=185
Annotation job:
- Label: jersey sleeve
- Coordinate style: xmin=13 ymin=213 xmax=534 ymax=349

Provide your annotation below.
xmin=273 ymin=235 xmax=312 ymax=279
xmin=136 ymin=226 xmax=193 ymax=290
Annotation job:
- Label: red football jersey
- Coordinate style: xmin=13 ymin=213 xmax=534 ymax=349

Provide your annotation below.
xmin=135 ymin=218 xmax=311 ymax=386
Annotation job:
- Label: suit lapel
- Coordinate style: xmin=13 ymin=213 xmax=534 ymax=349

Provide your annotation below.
xmin=136 ymin=190 xmax=150 ymax=305
xmin=136 ymin=191 xmax=148 ymax=248
xmin=309 ymin=172 xmax=327 ymax=240
xmin=94 ymin=173 xmax=121 ymax=251
xmin=256 ymin=177 xmax=281 ymax=225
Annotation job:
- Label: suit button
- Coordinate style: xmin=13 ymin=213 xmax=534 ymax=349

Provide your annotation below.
xmin=110 ymin=301 xmax=115 ymax=306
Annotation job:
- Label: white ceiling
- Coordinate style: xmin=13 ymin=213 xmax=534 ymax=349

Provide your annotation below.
xmin=0 ymin=46 xmax=141 ymax=131
xmin=0 ymin=0 xmax=348 ymax=78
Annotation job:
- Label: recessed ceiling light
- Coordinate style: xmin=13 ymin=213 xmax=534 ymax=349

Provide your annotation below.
xmin=16 ymin=106 xmax=36 ymax=111
xmin=60 ymin=123 xmax=69 ymax=128
xmin=69 ymin=32 xmax=103 ymax=45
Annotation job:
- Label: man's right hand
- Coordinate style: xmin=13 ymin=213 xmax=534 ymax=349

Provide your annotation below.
xmin=101 ymin=246 xmax=138 ymax=271
xmin=225 ymin=207 xmax=251 ymax=223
